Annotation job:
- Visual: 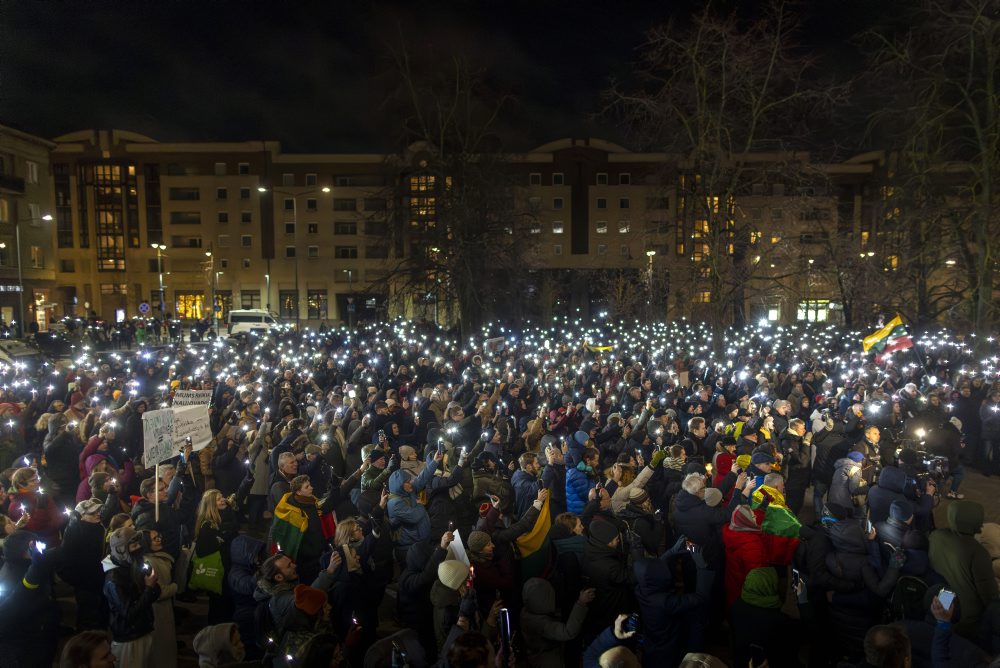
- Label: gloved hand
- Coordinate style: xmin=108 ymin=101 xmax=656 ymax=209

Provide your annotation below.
xmin=690 ymin=546 xmax=709 ymax=570
xmin=387 ymin=455 xmax=400 ymax=472
xmin=668 ymin=535 xmax=688 ymax=556
xmin=650 ymin=450 xmax=666 ymax=469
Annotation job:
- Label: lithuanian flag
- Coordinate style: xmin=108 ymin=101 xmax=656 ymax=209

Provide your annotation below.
xmin=583 ymin=341 xmax=614 ymax=352
xmin=271 ymin=492 xmax=336 ymax=559
xmin=516 ymin=496 xmax=551 ymax=580
xmin=862 ymin=316 xmax=913 ymax=354
xmin=751 ymin=485 xmax=801 ymax=538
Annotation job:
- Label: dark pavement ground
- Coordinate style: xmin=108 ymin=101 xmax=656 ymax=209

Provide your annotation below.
xmin=48 ymin=468 xmax=1000 ymax=665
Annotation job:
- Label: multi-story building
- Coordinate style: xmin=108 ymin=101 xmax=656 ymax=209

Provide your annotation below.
xmin=0 ymin=124 xmax=56 ymax=332
xmin=11 ymin=127 xmax=958 ymax=330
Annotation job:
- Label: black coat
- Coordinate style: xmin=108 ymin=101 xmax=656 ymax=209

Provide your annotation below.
xmin=730 ymin=598 xmax=801 ymax=668
xmin=583 ymin=536 xmax=635 ymax=636
xmin=104 ymin=564 xmax=161 ymax=642
xmin=58 ymin=518 xmax=106 ymax=591
xmin=131 ymin=497 xmax=183 ymax=559
xmin=671 ymin=487 xmax=737 ymax=566
xmin=866 ymin=466 xmax=908 ymax=525
xmin=779 ymin=431 xmax=810 ymax=489
xmin=397 ymin=541 xmax=448 ymax=628
xmin=633 ymin=558 xmax=712 ymax=667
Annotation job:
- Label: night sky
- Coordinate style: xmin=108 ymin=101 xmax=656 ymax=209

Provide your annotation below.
xmin=0 ymin=1 xmax=884 ymax=153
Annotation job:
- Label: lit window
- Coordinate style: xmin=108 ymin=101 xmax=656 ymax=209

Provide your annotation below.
xmin=618 ymin=222 xmax=630 ymax=234
xmin=596 ymin=221 xmax=608 ymax=234
xmin=552 ymin=221 xmax=564 ymax=234
xmin=409 ymin=175 xmax=436 ymax=192
xmin=692 ymin=290 xmax=712 ymax=303
xmin=770 ymin=233 xmax=782 ymax=244
xmin=698 ymin=266 xmax=711 ymax=278
xmin=175 ymin=292 xmax=204 ymax=319
xmin=886 ymin=255 xmax=899 ymax=271
xmin=750 ymin=230 xmax=762 ymax=244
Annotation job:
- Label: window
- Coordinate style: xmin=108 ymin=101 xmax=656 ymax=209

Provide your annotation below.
xmin=25 ymin=161 xmax=39 ymax=184
xmin=242 ymin=258 xmax=251 ymax=269
xmin=529 ymin=223 xmax=541 ymax=234
xmin=285 ymin=223 xmax=295 ymax=235
xmin=214 ymin=162 xmax=226 ymax=176
xmin=59 ymin=259 xmax=75 ymax=272
xmin=240 ymin=290 xmax=260 ymax=309
xmin=29 ymin=246 xmax=43 ymax=268
xmin=240 ymin=211 xmax=252 ymax=224
xmin=553 ymin=197 xmax=564 ymax=210
xmin=771 ymin=208 xmax=783 ymax=221
xmin=0 ymin=199 xmax=7 ymax=223
xmin=596 ymin=221 xmax=608 ymax=234
xmin=596 ymin=198 xmax=607 ymax=209
xmin=216 ymin=188 xmax=228 ymax=200
xmin=241 ymin=235 xmax=252 ymax=247
xmin=596 ymin=173 xmax=608 ymax=185
xmin=553 ymin=244 xmax=563 ymax=255
xmin=27 ymin=203 xmax=42 ymax=224
xmin=219 ymin=258 xmax=228 ymax=269
xmin=240 ymin=187 xmax=250 ymax=200
xmin=618 ymin=221 xmax=630 ymax=234
xmin=529 ymin=173 xmax=541 ymax=186
xmin=699 ymin=266 xmax=712 ymax=278
xmin=279 ymin=290 xmax=298 ymax=319
xmin=886 ymin=255 xmax=899 ymax=271
xmin=334 ymin=221 xmax=357 ymax=235
xmin=238 ymin=163 xmax=250 ymax=175
xmin=282 ymin=173 xmax=295 ymax=187
xmin=597 ymin=244 xmax=608 ymax=256
xmin=217 ymin=212 xmax=229 ymax=224
xmin=692 ymin=290 xmax=712 ymax=304
xmin=797 ymin=299 xmax=830 ymax=322
xmin=364 ymin=198 xmax=387 ymax=211
xmin=620 ymin=245 xmax=629 ymax=257
xmin=285 ymin=246 xmax=296 ymax=258
xmin=175 ymin=292 xmax=204 ymax=319
xmin=552 ymin=173 xmax=564 ymax=186
xmin=335 ymin=246 xmax=358 ymax=259
xmin=619 ymin=198 xmax=630 ymax=209
xmin=100 ymin=284 xmax=128 ymax=295
xmin=217 ymin=234 xmax=231 ymax=247
xmin=307 ymin=223 xmax=318 ymax=234
xmin=170 ymin=211 xmax=201 ymax=225
xmin=307 ymin=245 xmax=319 ymax=258
xmin=168 ymin=187 xmax=200 ymax=201
xmin=333 ymin=198 xmax=356 ymax=211
xmin=307 ymin=289 xmax=328 ymax=319
xmin=618 ymin=173 xmax=631 ymax=185
xmin=552 ymin=221 xmax=564 ymax=234
xmin=305 ymin=198 xmax=317 ymax=212
xmin=283 ymin=198 xmax=295 ymax=212
xmin=305 ymin=173 xmax=317 ymax=186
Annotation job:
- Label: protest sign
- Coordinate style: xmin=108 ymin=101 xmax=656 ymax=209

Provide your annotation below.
xmin=172 ymin=389 xmax=212 ymax=406
xmin=446 ymin=528 xmax=470 ymax=566
xmin=143 ymin=404 xmax=212 ymax=467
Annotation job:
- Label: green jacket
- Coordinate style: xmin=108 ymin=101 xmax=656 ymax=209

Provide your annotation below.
xmin=928 ymin=501 xmax=998 ymax=635
xmin=361 ymin=465 xmax=392 ymax=491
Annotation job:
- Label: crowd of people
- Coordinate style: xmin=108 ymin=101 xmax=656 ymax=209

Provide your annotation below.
xmin=0 ymin=318 xmax=998 ymax=667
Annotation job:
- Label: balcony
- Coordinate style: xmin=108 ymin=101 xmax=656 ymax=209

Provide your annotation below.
xmin=0 ymin=174 xmax=25 ymax=195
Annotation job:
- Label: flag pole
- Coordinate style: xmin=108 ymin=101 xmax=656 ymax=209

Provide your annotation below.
xmin=155 ymin=462 xmax=160 ymax=523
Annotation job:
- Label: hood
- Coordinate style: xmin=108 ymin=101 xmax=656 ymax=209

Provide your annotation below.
xmin=834 ymin=457 xmax=857 ymax=471
xmin=84 ymin=453 xmax=113 ymax=476
xmin=522 ymin=577 xmax=557 ymax=615
xmin=193 ymin=623 xmax=244 ymax=667
xmin=828 ymin=518 xmax=868 ymax=555
xmin=673 ymin=489 xmax=703 ymax=513
xmin=388 ymin=469 xmax=411 ymax=495
xmin=634 ymin=558 xmax=672 ymax=595
xmin=877 ymin=466 xmax=907 ymax=493
xmin=947 ymin=500 xmax=984 ymax=536
xmin=230 ymin=534 xmax=266 ymax=568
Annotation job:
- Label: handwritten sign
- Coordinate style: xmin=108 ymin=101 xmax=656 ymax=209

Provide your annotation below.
xmin=143 ymin=404 xmax=213 ymax=466
xmin=172 ymin=389 xmax=212 ymax=406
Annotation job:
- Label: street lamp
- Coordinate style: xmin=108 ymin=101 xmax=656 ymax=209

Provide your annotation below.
xmin=204 ymin=250 xmax=215 ymax=330
xmin=257 ymin=186 xmax=330 ymax=330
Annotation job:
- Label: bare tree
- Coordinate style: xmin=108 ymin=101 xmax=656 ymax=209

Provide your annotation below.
xmin=604 ymin=1 xmax=848 ymax=328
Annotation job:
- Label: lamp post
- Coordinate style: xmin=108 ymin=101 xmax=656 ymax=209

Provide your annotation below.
xmin=264 ymin=272 xmax=270 ymax=313
xmin=645 ymin=249 xmax=656 ymax=320
xmin=205 ymin=250 xmax=214 ymax=330
xmin=257 ymin=185 xmax=330 ymax=330
xmin=151 ymin=243 xmax=166 ymax=323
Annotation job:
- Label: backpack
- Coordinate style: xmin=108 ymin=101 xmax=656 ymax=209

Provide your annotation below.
xmin=888 ymin=575 xmax=928 ymax=622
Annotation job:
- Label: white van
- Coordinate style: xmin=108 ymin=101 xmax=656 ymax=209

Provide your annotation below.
xmin=227 ymin=309 xmax=278 ymax=336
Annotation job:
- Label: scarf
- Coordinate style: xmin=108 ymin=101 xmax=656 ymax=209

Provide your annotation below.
xmin=664 ymin=456 xmax=685 ymax=472
xmin=751 ymin=485 xmax=788 ymax=510
xmin=401 ymin=458 xmax=426 ymax=477
xmin=741 ymin=567 xmax=782 ymax=609
xmin=729 ymin=505 xmax=761 ymax=533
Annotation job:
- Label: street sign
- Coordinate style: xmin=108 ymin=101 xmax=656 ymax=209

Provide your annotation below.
xmin=347 ymin=304 xmax=356 ymax=312
xmin=138 ymin=302 xmax=150 ymax=314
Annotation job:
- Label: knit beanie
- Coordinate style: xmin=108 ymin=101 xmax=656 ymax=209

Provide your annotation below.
xmin=293 ymin=585 xmax=327 ymax=616
xmin=735 ymin=454 xmax=752 ymax=471
xmin=703 ymin=488 xmax=723 ymax=507
xmin=398 ymin=445 xmax=417 ymax=461
xmin=468 ymin=530 xmax=491 ymax=554
xmin=846 ymin=451 xmax=865 ymax=463
xmin=750 ymin=451 xmax=775 ymax=466
xmin=589 ymin=519 xmax=619 ymax=545
xmin=437 ymin=560 xmax=470 ymax=590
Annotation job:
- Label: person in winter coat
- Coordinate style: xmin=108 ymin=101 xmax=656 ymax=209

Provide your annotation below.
xmin=583 ymin=518 xmax=636 ymax=639
xmin=424 ymin=445 xmax=472 ymax=540
xmin=131 ymin=475 xmax=183 ymax=559
xmin=632 ymin=537 xmax=715 ymax=667
xmin=928 ymin=499 xmax=999 ymax=637
xmin=269 ymin=477 xmax=335 ymax=586
xmin=212 ymin=435 xmax=245 ymax=497
xmin=615 ymin=487 xmax=663 ymax=557
xmin=541 ymin=445 xmax=568 ymax=518
xmin=397 ymin=531 xmax=453 ymax=662
xmin=979 ymin=388 xmax=1000 ymax=476
xmin=245 ymin=423 xmax=271 ymax=526
xmin=511 ymin=452 xmax=543 ymax=519
xmin=42 ymin=413 xmax=82 ymax=510
xmin=520 ymin=578 xmax=594 ymax=667
xmin=566 ymin=446 xmax=600 ymax=514
xmin=867 ymin=464 xmax=934 ymax=530
xmin=103 ymin=527 xmax=161 ymax=666
xmin=874 ymin=500 xmax=936 ymax=580
xmin=227 ymin=534 xmax=267 ymax=659
xmin=141 ymin=528 xmax=177 ymax=668
xmin=0 ymin=530 xmax=62 ymax=667
xmin=730 ymin=567 xmax=804 ymax=668
xmin=672 ymin=471 xmax=745 ymax=568
xmin=778 ymin=418 xmax=811 ymax=515
xmin=192 ymin=622 xmax=249 ymax=668
xmin=430 ymin=559 xmax=471 ymax=652
xmin=387 ymin=451 xmax=440 ymax=560
xmin=6 ymin=466 xmax=64 ymax=546
xmin=828 ymin=451 xmax=868 ymax=516
xmin=926 ymin=418 xmax=966 ymax=499
xmin=58 ymin=499 xmax=109 ymax=631
xmin=721 ymin=504 xmax=785 ymax=610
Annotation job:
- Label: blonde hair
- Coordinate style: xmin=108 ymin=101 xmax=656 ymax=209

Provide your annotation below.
xmin=194 ymin=489 xmax=223 ymax=539
xmin=10 ymin=467 xmax=37 ymax=492
xmin=334 ymin=517 xmax=360 ymax=546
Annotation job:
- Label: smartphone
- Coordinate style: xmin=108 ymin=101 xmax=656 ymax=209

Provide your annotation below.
xmin=937 ymin=588 xmax=956 ymax=609
xmin=791 ymin=568 xmax=801 ymax=588
xmin=447 ymin=520 xmax=455 ymax=532
xmin=437 ymin=440 xmax=446 ymax=454
xmin=624 ymin=612 xmax=640 ymax=633
xmin=866 ymin=518 xmax=873 ymax=534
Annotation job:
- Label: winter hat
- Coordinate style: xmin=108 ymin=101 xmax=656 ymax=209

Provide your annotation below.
xmin=682 ymin=472 xmax=707 ymax=495
xmin=109 ymin=527 xmax=140 ymax=564
xmin=437 ymin=560 xmax=470 ymax=590
xmin=368 ymin=448 xmax=387 ymax=464
xmin=75 ymin=499 xmax=103 ymax=516
xmin=735 ymin=454 xmax=752 ymax=471
xmin=467 ymin=530 xmax=491 ymax=554
xmin=750 ymin=452 xmax=775 ymax=466
xmin=628 ymin=488 xmax=649 ymax=505
xmin=398 ymin=445 xmax=417 ymax=461
xmin=607 ymin=412 xmax=623 ymax=425
xmin=889 ymin=499 xmax=914 ymax=523
xmin=572 ymin=431 xmax=590 ymax=448
xmin=846 ymin=451 xmax=865 ymax=463
xmin=304 ymin=444 xmax=321 ymax=456
xmin=589 ymin=519 xmax=619 ymax=545
xmin=704 ymin=488 xmax=723 ymax=507
xmin=729 ymin=505 xmax=760 ymax=532
xmin=684 ymin=462 xmax=707 ymax=477
xmin=293 ymin=584 xmax=327 ymax=616
xmin=949 ymin=416 xmax=963 ymax=432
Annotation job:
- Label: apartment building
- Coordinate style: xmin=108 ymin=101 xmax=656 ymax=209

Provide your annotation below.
xmin=0 ymin=124 xmax=56 ymax=332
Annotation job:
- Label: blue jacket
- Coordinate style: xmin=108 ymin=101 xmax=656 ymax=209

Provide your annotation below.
xmin=565 ymin=462 xmax=596 ymax=514
xmin=387 ymin=459 xmax=438 ymax=547
xmin=511 ymin=469 xmax=542 ymax=519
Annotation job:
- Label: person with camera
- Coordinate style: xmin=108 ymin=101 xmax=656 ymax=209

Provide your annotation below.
xmin=925 ymin=417 xmax=966 ymax=499
xmin=779 ymin=418 xmax=812 ymax=516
